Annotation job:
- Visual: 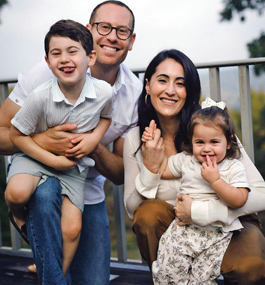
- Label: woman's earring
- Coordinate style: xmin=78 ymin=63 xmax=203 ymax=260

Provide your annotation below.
xmin=145 ymin=94 xmax=149 ymax=104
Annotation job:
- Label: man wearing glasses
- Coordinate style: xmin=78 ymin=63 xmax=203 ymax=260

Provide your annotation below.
xmin=0 ymin=1 xmax=142 ymax=284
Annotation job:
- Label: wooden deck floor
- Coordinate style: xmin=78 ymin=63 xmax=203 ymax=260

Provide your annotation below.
xmin=0 ymin=253 xmax=224 ymax=284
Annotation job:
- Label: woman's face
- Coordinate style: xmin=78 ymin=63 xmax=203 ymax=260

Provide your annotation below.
xmin=145 ymin=58 xmax=187 ymax=120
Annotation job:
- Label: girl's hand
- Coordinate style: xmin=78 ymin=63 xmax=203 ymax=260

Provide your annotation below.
xmin=141 ymin=124 xmax=157 ymax=143
xmin=175 ymin=194 xmax=193 ymax=226
xmin=142 ymin=120 xmax=165 ymax=174
xmin=201 ymin=155 xmax=220 ymax=185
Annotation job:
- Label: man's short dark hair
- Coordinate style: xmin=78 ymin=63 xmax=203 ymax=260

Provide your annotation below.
xmin=89 ymin=1 xmax=135 ymax=31
xmin=44 ymin=19 xmax=93 ymax=57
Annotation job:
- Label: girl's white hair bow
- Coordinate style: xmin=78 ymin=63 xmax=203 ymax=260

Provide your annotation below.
xmin=201 ymin=97 xmax=226 ymax=110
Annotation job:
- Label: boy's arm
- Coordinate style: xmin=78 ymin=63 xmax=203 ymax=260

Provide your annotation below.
xmin=10 ymin=125 xmax=77 ymax=170
xmin=0 ymin=97 xmax=80 ymax=156
xmin=202 ymin=156 xmax=249 ymax=208
xmin=65 ymin=118 xmax=111 ymax=159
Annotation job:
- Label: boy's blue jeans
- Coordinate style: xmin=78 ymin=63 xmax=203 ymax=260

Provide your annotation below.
xmin=26 ymin=177 xmax=110 ymax=285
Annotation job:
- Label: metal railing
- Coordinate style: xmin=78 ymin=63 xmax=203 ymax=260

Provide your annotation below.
xmin=0 ymin=58 xmax=265 ymax=264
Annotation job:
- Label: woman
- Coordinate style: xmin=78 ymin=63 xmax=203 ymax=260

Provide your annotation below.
xmin=123 ymin=49 xmax=265 ymax=283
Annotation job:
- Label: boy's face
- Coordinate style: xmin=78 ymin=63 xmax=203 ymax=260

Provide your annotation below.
xmin=87 ymin=3 xmax=135 ymax=69
xmin=45 ymin=36 xmax=96 ymax=88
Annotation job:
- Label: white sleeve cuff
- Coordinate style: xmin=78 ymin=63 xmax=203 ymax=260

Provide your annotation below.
xmin=191 ymin=199 xmax=229 ymax=226
xmin=135 ymin=165 xmax=162 ymax=199
xmin=191 ymin=200 xmax=210 ymax=226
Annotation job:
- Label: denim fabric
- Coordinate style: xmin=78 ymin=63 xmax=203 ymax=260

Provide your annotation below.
xmin=70 ymin=200 xmax=111 ymax=285
xmin=26 ymin=177 xmax=67 ymax=285
xmin=26 ymin=177 xmax=111 ymax=285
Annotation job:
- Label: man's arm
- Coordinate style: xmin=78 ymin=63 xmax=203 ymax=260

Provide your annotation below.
xmin=0 ymin=98 xmax=21 ymax=155
xmin=10 ymin=125 xmax=77 ymax=170
xmin=0 ymin=97 xmax=81 ymax=158
xmin=90 ymin=136 xmax=124 ymax=185
xmin=32 ymin=123 xmax=79 ymax=156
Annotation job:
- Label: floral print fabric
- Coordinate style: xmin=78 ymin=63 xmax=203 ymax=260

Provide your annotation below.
xmin=152 ymin=219 xmax=232 ymax=284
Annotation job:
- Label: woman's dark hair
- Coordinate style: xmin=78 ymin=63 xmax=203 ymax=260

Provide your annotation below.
xmin=137 ymin=49 xmax=201 ymax=153
xmin=183 ymin=106 xmax=241 ymax=159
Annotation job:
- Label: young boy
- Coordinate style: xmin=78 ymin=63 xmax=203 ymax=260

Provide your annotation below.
xmin=5 ymin=19 xmax=113 ymax=275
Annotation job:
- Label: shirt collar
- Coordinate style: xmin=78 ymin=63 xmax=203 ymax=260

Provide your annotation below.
xmin=113 ymin=64 xmax=127 ymax=94
xmin=88 ymin=64 xmax=127 ymax=94
xmin=52 ymin=75 xmax=97 ymax=104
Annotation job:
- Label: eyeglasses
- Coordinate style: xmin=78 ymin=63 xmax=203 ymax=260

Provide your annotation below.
xmin=91 ymin=22 xmax=133 ymax=40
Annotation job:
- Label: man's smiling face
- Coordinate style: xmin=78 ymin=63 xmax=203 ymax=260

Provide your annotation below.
xmin=87 ymin=3 xmax=135 ymax=69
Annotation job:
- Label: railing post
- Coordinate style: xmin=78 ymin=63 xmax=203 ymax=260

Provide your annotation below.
xmin=0 ymin=83 xmax=9 ymax=176
xmin=0 ymin=82 xmax=8 ymax=103
xmin=113 ymin=184 xmax=127 ymax=262
xmin=10 ymin=223 xmax=22 ymax=251
xmin=209 ymin=67 xmax=221 ymax=101
xmin=238 ymin=65 xmax=254 ymax=162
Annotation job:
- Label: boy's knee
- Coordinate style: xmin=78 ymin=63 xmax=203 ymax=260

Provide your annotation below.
xmin=62 ymin=222 xmax=82 ymax=241
xmin=5 ymin=186 xmax=29 ymax=205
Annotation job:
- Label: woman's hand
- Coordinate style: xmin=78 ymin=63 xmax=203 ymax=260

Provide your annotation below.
xmin=142 ymin=120 xmax=165 ymax=174
xmin=175 ymin=193 xmax=193 ymax=226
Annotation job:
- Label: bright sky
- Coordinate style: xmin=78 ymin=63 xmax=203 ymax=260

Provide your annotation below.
xmin=0 ymin=0 xmax=264 ymax=81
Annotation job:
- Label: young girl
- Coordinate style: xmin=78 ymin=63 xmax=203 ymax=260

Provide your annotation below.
xmin=143 ymin=97 xmax=250 ymax=284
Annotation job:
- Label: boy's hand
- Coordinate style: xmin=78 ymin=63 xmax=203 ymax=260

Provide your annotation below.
xmin=201 ymin=155 xmax=220 ymax=184
xmin=65 ymin=131 xmax=97 ymax=159
xmin=52 ymin=156 xmax=77 ymax=170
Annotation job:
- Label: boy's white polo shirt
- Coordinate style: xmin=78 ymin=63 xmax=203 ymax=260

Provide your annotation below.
xmin=9 ymin=58 xmax=143 ymax=205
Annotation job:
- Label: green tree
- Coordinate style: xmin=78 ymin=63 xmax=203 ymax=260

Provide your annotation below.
xmin=220 ymin=0 xmax=265 ymax=21
xmin=220 ymin=0 xmax=265 ymax=75
xmin=247 ymin=32 xmax=265 ymax=75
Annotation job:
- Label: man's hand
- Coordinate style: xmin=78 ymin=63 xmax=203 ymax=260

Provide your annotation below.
xmin=32 ymin=123 xmax=80 ymax=156
xmin=175 ymin=194 xmax=193 ymax=226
